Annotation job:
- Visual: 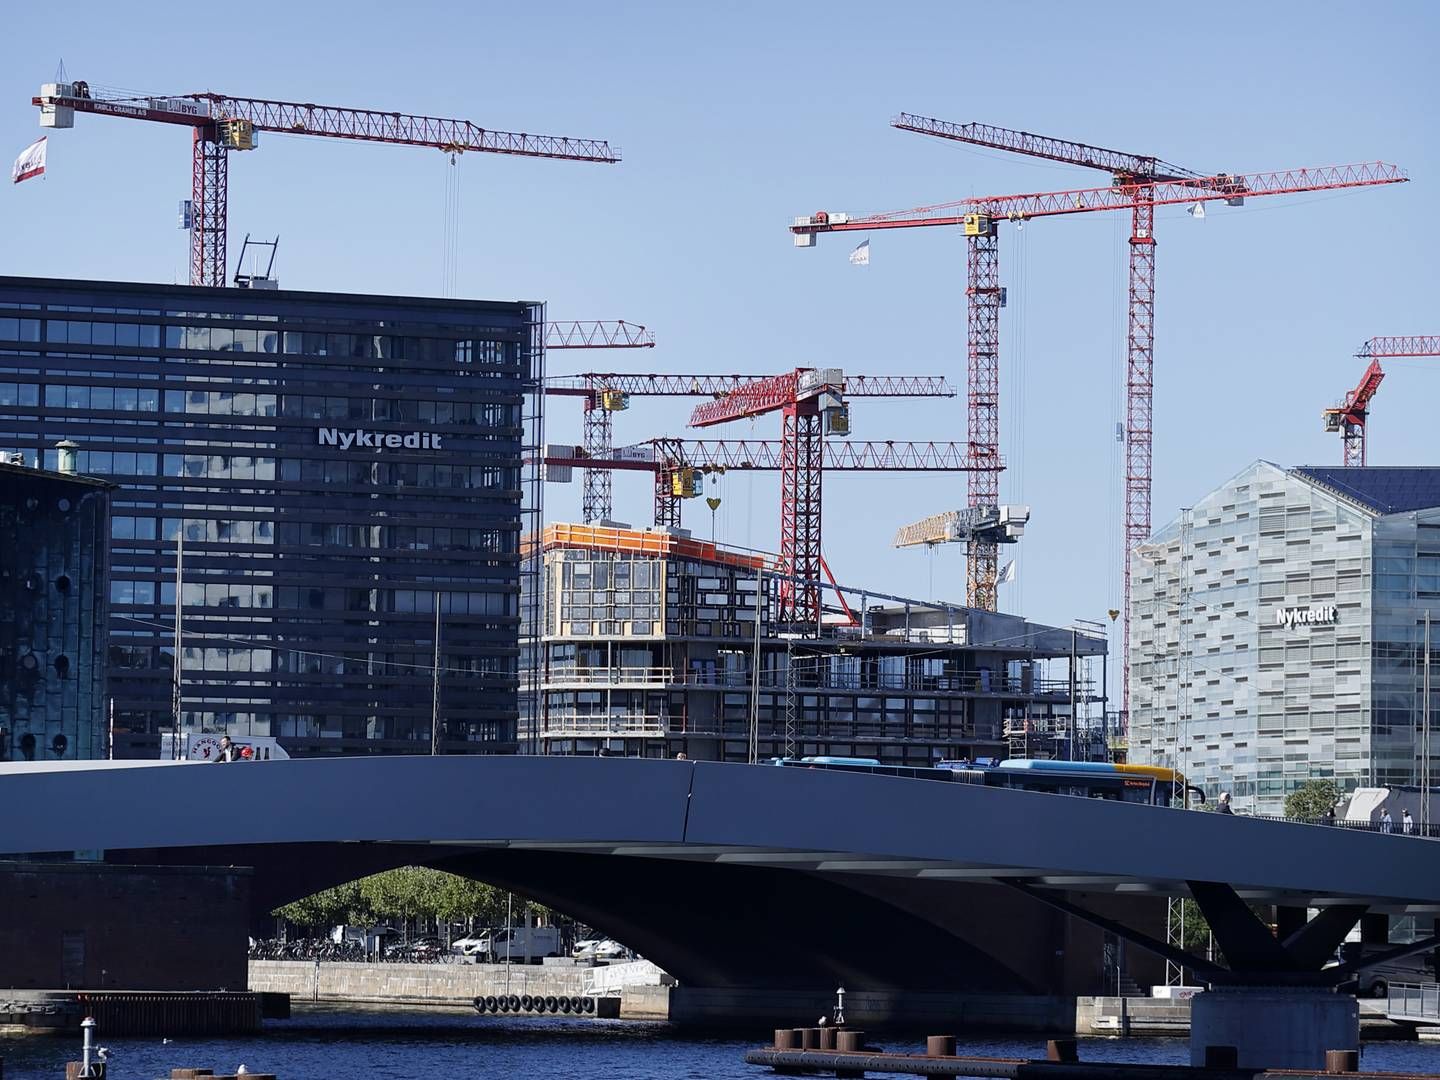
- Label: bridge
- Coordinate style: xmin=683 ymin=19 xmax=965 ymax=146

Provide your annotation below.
xmin=2 ymin=755 xmax=1437 ymax=1002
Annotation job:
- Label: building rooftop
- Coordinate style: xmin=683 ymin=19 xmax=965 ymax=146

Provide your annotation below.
xmin=0 ymin=459 xmax=115 ymax=490
xmin=1291 ymin=465 xmax=1440 ymax=516
xmin=541 ymin=522 xmax=766 ymax=571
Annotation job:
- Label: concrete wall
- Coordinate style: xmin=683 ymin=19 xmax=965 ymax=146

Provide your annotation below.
xmin=0 ymin=861 xmax=249 ymax=991
xmin=248 ymin=960 xmax=591 ymax=1006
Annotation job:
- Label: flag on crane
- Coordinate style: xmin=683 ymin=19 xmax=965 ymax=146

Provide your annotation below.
xmin=1187 ymin=202 xmax=1206 ymax=220
xmin=11 ymin=137 xmax=47 ymax=184
xmin=997 ymin=560 xmax=1016 ymax=585
xmin=848 ymin=240 xmax=870 ymax=266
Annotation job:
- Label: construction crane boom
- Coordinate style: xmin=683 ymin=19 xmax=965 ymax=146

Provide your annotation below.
xmin=791 ymin=163 xmax=1406 ymax=237
xmin=545 ymin=322 xmax=655 ymax=349
xmin=548 ymin=439 xmax=991 ymax=472
xmin=544 ymin=373 xmax=953 ymax=397
xmin=35 ymin=79 xmax=618 ymax=288
xmin=549 ymin=370 xmax=953 ymax=524
xmin=1358 ymin=336 xmax=1440 ymax=358
xmin=892 ymin=113 xmax=1207 ymax=181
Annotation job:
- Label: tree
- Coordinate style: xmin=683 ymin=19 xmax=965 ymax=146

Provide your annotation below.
xmin=1285 ymin=779 xmax=1341 ymax=821
xmin=272 ymin=879 xmax=372 ymax=930
xmin=272 ymin=867 xmax=559 ymax=941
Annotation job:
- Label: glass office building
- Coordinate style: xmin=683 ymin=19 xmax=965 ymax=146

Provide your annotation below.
xmin=0 ymin=276 xmax=543 ymax=757
xmin=1130 ymin=462 xmax=1440 ymax=813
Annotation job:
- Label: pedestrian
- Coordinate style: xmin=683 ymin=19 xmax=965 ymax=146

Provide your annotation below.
xmin=1323 ymin=805 xmax=1336 ymax=825
xmin=1380 ymin=806 xmax=1393 ymax=834
xmin=1402 ymin=808 xmax=1415 ymax=835
xmin=213 ymin=735 xmax=241 ymax=763
xmin=1215 ymin=792 xmax=1234 ymax=815
xmin=674 ymin=751 xmax=688 ymax=761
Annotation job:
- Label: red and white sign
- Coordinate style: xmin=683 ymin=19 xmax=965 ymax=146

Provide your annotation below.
xmin=11 ymin=137 xmax=47 ymax=184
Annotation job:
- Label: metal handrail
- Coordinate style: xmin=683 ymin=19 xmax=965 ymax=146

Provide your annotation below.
xmin=1386 ymin=981 xmax=1440 ymax=1020
xmin=1247 ymin=813 xmax=1440 ymax=838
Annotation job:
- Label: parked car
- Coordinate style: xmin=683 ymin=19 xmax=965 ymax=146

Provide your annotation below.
xmin=452 ymin=936 xmax=487 ymax=957
xmin=593 ymin=939 xmax=628 ymax=961
xmin=571 ymin=938 xmax=601 ymax=960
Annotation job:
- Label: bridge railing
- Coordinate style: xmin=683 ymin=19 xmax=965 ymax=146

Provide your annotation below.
xmin=1387 ymin=981 xmax=1440 ymax=1021
xmin=1247 ymin=813 xmax=1440 ymax=838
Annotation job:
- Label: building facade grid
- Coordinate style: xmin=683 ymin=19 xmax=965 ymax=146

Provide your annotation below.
xmin=0 ymin=276 xmax=539 ymax=757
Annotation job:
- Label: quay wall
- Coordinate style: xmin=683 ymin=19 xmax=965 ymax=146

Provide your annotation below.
xmin=248 ymin=960 xmax=591 ymax=1006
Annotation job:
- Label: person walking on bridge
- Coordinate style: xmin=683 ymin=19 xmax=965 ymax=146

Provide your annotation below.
xmin=1215 ymin=792 xmax=1234 ymax=815
xmin=1380 ymin=807 xmax=1394 ymax=834
xmin=1402 ymin=808 xmax=1415 ymax=835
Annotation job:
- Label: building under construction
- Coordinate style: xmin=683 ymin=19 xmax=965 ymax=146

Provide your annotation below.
xmin=524 ymin=523 xmax=1108 ymax=763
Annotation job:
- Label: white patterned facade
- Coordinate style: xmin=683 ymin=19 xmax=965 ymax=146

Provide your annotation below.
xmin=1130 ymin=462 xmax=1440 ymax=815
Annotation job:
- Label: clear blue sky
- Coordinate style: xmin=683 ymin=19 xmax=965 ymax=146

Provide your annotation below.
xmin=3 ymin=1 xmax=1437 ymax=704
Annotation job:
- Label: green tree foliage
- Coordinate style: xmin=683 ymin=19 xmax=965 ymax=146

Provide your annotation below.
xmin=1284 ymin=779 xmax=1341 ymax=821
xmin=271 ymin=867 xmax=551 ymax=932
xmin=272 ymin=880 xmax=371 ymax=929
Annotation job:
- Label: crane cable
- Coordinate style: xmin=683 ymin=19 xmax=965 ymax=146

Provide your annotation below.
xmin=442 ymin=150 xmax=463 ymax=297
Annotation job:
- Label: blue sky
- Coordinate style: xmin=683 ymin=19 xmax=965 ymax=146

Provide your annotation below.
xmin=3 ymin=1 xmax=1437 ymax=704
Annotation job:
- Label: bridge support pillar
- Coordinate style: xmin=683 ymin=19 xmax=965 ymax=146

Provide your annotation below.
xmin=1190 ymin=987 xmax=1357 ymax=1070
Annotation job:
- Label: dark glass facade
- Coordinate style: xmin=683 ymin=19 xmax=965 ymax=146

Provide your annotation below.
xmin=0 ymin=276 xmax=542 ymax=757
xmin=0 ymin=462 xmax=113 ymax=761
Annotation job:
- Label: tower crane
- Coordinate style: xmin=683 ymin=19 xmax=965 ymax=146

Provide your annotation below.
xmin=541 ymin=325 xmax=659 ymax=525
xmin=1324 ymin=336 xmax=1440 ymax=465
xmin=684 ymin=369 xmax=974 ymax=622
xmin=544 ymin=434 xmax=989 ymax=565
xmin=792 ymin=154 xmax=1407 ymax=722
xmin=545 ymin=372 xmax=953 ymax=523
xmin=34 ymin=79 xmax=619 ymax=287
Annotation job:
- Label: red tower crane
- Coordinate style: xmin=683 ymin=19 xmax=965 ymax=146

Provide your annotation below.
xmin=684 ymin=369 xmax=971 ymax=622
xmin=887 ymin=113 xmax=1230 ymax=625
xmin=545 ymin=372 xmax=953 ymax=523
xmin=34 ymin=79 xmax=619 ymax=287
xmin=545 ymin=437 xmax=986 ymax=523
xmin=1324 ymin=336 xmax=1440 ymax=465
xmin=792 ymin=156 xmax=1407 ymax=719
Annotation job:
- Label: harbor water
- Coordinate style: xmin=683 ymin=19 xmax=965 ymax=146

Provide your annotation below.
xmin=4 ymin=1006 xmax=1440 ymax=1079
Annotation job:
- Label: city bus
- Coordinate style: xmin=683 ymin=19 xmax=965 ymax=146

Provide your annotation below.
xmin=774 ymin=756 xmax=1204 ymax=808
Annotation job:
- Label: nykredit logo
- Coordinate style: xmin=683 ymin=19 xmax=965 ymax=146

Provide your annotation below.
xmin=1275 ymin=604 xmax=1338 ymax=629
xmin=317 ymin=428 xmax=443 ymax=452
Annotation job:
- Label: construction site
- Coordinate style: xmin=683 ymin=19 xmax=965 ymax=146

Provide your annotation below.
xmin=0 ymin=74 xmax=1426 ymax=790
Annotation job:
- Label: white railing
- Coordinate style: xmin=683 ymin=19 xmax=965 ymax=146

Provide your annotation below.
xmin=541 ymin=715 xmax=670 ymax=739
xmin=1388 ymin=982 xmax=1440 ymax=1022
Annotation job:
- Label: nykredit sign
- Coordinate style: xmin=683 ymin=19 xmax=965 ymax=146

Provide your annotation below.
xmin=317 ymin=428 xmax=443 ymax=452
xmin=1274 ymin=604 xmax=1339 ymax=630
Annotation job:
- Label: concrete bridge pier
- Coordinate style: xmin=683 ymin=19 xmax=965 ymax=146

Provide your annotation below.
xmin=1189 ymin=988 xmax=1357 ymax=1069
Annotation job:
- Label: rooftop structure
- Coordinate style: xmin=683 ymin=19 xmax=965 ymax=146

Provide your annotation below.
xmin=526 ymin=522 xmax=1108 ymax=763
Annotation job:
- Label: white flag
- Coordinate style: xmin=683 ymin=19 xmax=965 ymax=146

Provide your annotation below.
xmin=1187 ymin=201 xmax=1205 ymax=220
xmin=848 ymin=239 xmax=870 ymax=266
xmin=997 ymin=560 xmax=1016 ymax=585
xmin=11 ymin=137 xmax=47 ymax=184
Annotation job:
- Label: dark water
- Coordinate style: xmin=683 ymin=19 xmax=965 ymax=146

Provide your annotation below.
xmin=4 ymin=1006 xmax=1440 ymax=1079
